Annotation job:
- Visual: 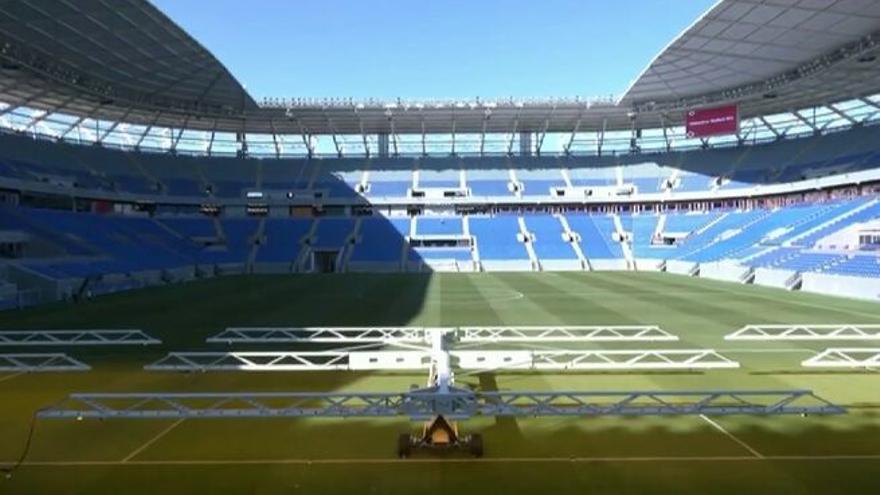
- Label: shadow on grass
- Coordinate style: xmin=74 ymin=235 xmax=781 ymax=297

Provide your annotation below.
xmin=477 ymin=373 xmax=524 ymax=442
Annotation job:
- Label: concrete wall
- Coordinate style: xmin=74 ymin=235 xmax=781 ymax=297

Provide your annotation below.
xmin=801 ymin=272 xmax=880 ymax=302
xmin=347 ymin=261 xmax=402 ymax=273
xmin=539 ymin=259 xmax=583 ymax=271
xmin=754 ymin=267 xmax=797 ymax=289
xmin=666 ymin=259 xmax=697 ymax=275
xmin=635 ymin=258 xmax=664 ymax=271
xmin=699 ymin=261 xmax=750 ymax=283
xmin=481 ymin=260 xmax=535 ymax=272
xmin=590 ymin=259 xmax=629 ymax=271
xmin=251 ymin=263 xmax=292 ymax=274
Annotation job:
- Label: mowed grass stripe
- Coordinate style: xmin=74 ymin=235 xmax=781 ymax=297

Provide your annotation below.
xmin=552 ymin=271 xmax=741 ymax=348
xmin=504 ymin=272 xmax=645 ymax=326
xmin=640 ymin=272 xmax=880 ymax=323
xmin=469 ymin=273 xmax=565 ymax=326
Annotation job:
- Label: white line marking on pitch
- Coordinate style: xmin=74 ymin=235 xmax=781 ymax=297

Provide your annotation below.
xmin=700 ymin=415 xmax=764 ymax=458
xmin=121 ymin=418 xmax=185 ymax=463
xmin=0 ymin=372 xmax=24 ymax=383
xmin=5 ymin=454 xmax=880 ymax=467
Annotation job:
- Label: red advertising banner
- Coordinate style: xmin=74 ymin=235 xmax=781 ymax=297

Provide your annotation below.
xmin=685 ymin=105 xmax=739 ymax=138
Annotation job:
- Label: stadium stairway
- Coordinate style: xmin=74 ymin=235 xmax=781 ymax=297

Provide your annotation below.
xmin=612 ymin=213 xmax=635 ymax=269
xmin=787 ymin=197 xmax=879 ymax=247
xmin=678 ymin=210 xmax=769 ymax=261
xmin=340 ymin=218 xmax=364 ymax=272
xmin=557 ymin=215 xmax=590 ymax=269
xmin=246 ymin=217 xmax=268 ymax=271
xmin=772 ymin=200 xmax=859 ymax=246
xmin=517 ymin=216 xmax=540 ymax=271
xmin=524 ymin=214 xmax=581 ymax=271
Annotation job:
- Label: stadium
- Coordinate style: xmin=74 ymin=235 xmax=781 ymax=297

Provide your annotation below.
xmin=1 ymin=0 xmax=880 ymax=492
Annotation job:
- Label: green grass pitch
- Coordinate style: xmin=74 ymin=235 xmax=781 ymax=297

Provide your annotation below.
xmin=1 ymin=271 xmax=880 ymax=494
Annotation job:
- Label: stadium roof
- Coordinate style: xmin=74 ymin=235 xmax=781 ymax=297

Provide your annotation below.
xmin=0 ymin=0 xmax=255 ymax=113
xmin=0 ymin=0 xmax=877 ymax=138
xmin=621 ymin=0 xmax=880 ymax=110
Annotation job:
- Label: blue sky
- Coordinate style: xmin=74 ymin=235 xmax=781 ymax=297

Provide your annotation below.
xmin=151 ymin=0 xmax=716 ymax=100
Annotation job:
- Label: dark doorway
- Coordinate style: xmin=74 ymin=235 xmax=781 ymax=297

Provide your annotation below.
xmin=313 ymin=250 xmax=339 ymax=273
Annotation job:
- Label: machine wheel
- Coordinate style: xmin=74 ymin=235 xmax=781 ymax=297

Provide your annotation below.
xmin=469 ymin=434 xmax=484 ymax=458
xmin=397 ymin=433 xmax=412 ymax=458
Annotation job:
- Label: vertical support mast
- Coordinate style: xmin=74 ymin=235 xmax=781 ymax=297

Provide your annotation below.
xmin=428 ymin=329 xmax=453 ymax=392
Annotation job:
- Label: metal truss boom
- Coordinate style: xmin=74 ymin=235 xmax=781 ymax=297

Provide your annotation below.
xmin=0 ymin=329 xmax=159 ymax=346
xmin=146 ymin=351 xmax=433 ymax=371
xmin=37 ymin=388 xmax=844 ymax=420
xmin=457 ymin=326 xmax=678 ymax=342
xmin=802 ymin=348 xmax=880 ymax=368
xmin=147 ymin=349 xmax=736 ymax=372
xmin=0 ymin=353 xmax=90 ymax=372
xmin=207 ymin=326 xmax=677 ymax=344
xmin=208 ymin=327 xmax=430 ymax=344
xmin=726 ymin=324 xmax=880 ymax=341
xmin=453 ymin=350 xmax=738 ymax=371
xmin=146 ymin=352 xmax=354 ymax=371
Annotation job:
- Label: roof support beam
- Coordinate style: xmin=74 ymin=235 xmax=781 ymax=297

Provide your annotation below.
xmin=297 ymin=121 xmax=313 ymax=159
xmin=24 ymin=94 xmax=79 ymax=131
xmin=170 ymin=116 xmax=191 ymax=153
xmin=819 ymin=117 xmax=839 ymax=132
xmin=792 ymin=110 xmax=819 ymax=133
xmin=237 ymin=124 xmax=249 ymax=157
xmin=478 ymin=110 xmax=491 ymax=157
xmin=597 ymin=118 xmax=607 ymax=156
xmin=322 ymin=112 xmax=343 ymax=158
xmin=288 ymin=108 xmax=314 ymax=158
xmin=450 ymin=116 xmax=457 ymax=156
xmin=0 ymin=104 xmax=22 ymax=120
xmin=269 ymin=120 xmax=281 ymax=159
xmin=564 ymin=112 xmax=583 ymax=156
xmin=354 ymin=108 xmax=369 ymax=157
xmin=96 ymin=107 xmax=133 ymax=144
xmin=388 ymin=113 xmax=399 ymax=157
xmin=134 ymin=112 xmax=163 ymax=150
xmin=330 ymin=133 xmax=341 ymax=158
xmin=827 ymin=103 xmax=857 ymax=125
xmin=207 ymin=126 xmax=216 ymax=157
xmin=535 ymin=106 xmax=556 ymax=156
xmin=758 ymin=116 xmax=781 ymax=139
xmin=506 ymin=113 xmax=520 ymax=156
xmin=860 ymin=97 xmax=880 ymax=111
xmin=59 ymin=102 xmax=104 ymax=140
xmin=421 ymin=117 xmax=427 ymax=157
xmin=660 ymin=114 xmax=671 ymax=152
xmin=861 ymin=110 xmax=880 ymax=123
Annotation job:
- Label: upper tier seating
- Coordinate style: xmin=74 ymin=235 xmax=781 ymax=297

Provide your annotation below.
xmin=3 ymin=123 xmax=880 ymax=200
